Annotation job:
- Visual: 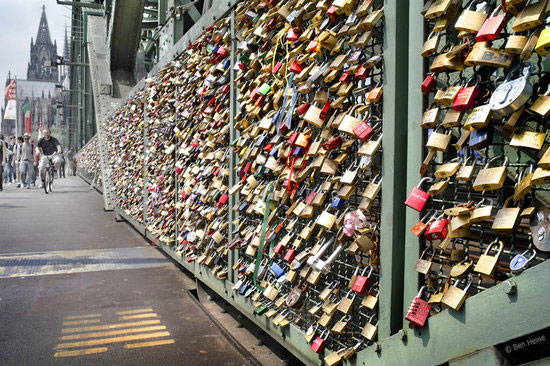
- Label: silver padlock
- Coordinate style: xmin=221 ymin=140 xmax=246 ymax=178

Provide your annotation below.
xmin=530 ymin=206 xmax=550 ymax=252
xmin=509 ymin=249 xmax=537 ymax=273
xmin=490 ymin=62 xmax=533 ymax=118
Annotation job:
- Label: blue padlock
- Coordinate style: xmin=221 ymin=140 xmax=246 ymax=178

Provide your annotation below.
xmin=239 ymin=202 xmax=249 ymax=212
xmin=223 ymin=58 xmax=231 ymax=69
xmin=270 ymin=146 xmax=279 ymax=157
xmin=330 ymin=195 xmax=346 ymax=210
xmin=469 ymin=127 xmax=493 ymax=150
xmin=239 ymin=282 xmax=249 ymax=295
xmin=510 ymin=249 xmax=536 ymax=273
xmin=270 ymin=262 xmax=285 ymax=278
xmin=211 ymin=45 xmax=220 ymax=54
xmin=255 ymin=135 xmax=268 ymax=147
xmin=292 ymin=146 xmax=305 ymax=157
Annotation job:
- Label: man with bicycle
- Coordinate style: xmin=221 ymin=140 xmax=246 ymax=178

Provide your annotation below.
xmin=36 ymin=128 xmax=63 ymax=187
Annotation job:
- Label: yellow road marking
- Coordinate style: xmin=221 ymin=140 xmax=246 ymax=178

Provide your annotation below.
xmin=119 ymin=313 xmax=158 ymax=320
xmin=62 ymin=319 xmax=101 ymax=326
xmin=62 ymin=320 xmax=161 ymax=333
xmin=54 ymin=347 xmax=108 ymax=358
xmin=60 ymin=326 xmax=167 ymax=340
xmin=56 ymin=331 xmax=171 ymax=349
xmin=116 ymin=308 xmax=153 ymax=315
xmin=124 ymin=339 xmax=175 ymax=349
xmin=64 ymin=314 xmax=101 ymax=320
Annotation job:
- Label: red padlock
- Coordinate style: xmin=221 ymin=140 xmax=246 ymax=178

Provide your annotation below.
xmin=353 ymin=121 xmax=376 ymax=142
xmin=322 ymin=135 xmax=343 ymax=151
xmin=421 ymin=73 xmax=436 ymax=94
xmin=476 ymin=4 xmax=509 ymax=42
xmin=405 ymin=177 xmax=434 ymax=211
xmin=217 ymin=193 xmax=229 ymax=208
xmin=290 ymin=59 xmax=306 ymax=74
xmin=273 ymin=241 xmax=286 ymax=255
xmin=355 ymin=65 xmax=371 ymax=80
xmin=297 ymin=102 xmax=311 ymax=115
xmin=320 ymin=100 xmax=331 ymax=120
xmin=288 ymin=132 xmax=299 ymax=145
xmin=286 ymin=28 xmax=300 ymax=42
xmin=405 ymin=286 xmax=432 ymax=327
xmin=327 ymin=6 xmax=340 ymax=23
xmin=339 ymin=72 xmax=352 ymax=83
xmin=284 ymin=248 xmax=297 ymax=262
xmin=410 ymin=211 xmax=435 ymax=237
xmin=310 ymin=330 xmax=329 ymax=353
xmin=272 ymin=61 xmax=283 ymax=75
xmin=452 ymin=75 xmax=481 ymax=112
xmin=424 ymin=215 xmax=449 ymax=241
xmin=351 ymin=267 xmax=374 ymax=295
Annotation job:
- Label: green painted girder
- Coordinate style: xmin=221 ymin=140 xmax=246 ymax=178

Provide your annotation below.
xmin=109 ymin=0 xmax=145 ymax=75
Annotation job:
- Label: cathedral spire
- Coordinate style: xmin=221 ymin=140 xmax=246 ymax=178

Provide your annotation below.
xmin=36 ymin=5 xmax=52 ymax=45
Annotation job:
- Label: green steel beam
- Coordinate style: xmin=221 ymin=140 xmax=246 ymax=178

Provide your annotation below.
xmin=57 ymin=1 xmax=103 ymax=9
xmin=378 ymin=0 xmax=410 ymax=340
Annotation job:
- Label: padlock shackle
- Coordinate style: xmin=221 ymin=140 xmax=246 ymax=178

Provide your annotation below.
xmin=486 ymin=154 xmax=509 ymax=168
xmin=485 ymin=240 xmax=504 ymax=256
xmin=417 ymin=176 xmax=434 ymax=188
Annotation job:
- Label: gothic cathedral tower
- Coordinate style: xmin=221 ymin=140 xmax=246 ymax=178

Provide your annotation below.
xmin=27 ymin=6 xmax=58 ymax=82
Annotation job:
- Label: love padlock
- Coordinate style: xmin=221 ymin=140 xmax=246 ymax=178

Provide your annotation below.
xmin=476 ymin=4 xmax=510 ymax=42
xmin=351 ymin=267 xmax=374 ymax=295
xmin=405 ymin=177 xmax=434 ymax=211
xmin=510 ymin=249 xmax=536 ymax=273
xmin=310 ymin=330 xmax=330 ymax=354
xmin=421 ymin=73 xmax=436 ymax=94
xmin=284 ymin=248 xmax=297 ymax=262
xmin=405 ymin=286 xmax=432 ymax=327
xmin=424 ymin=215 xmax=449 ymax=241
xmin=452 ymin=75 xmax=481 ymax=112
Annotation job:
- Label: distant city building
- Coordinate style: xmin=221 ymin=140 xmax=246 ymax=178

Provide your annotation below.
xmin=2 ymin=6 xmax=69 ymax=138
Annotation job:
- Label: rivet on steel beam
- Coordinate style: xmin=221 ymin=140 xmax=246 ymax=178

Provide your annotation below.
xmin=399 ymin=329 xmax=407 ymax=341
xmin=503 ymin=279 xmax=517 ymax=295
xmin=375 ymin=342 xmax=382 ymax=353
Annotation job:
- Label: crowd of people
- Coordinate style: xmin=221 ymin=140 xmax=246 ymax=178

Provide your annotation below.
xmin=0 ymin=129 xmax=76 ymax=192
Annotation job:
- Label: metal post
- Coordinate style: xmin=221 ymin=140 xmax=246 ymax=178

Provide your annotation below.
xmin=378 ymin=0 xmax=410 ymax=339
xmin=228 ymin=6 xmax=238 ymax=284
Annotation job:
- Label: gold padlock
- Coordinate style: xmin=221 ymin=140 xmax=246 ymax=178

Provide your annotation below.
xmin=463 ymin=104 xmax=493 ymax=130
xmin=435 ymin=157 xmax=461 ymax=178
xmin=424 ymin=0 xmax=453 ymax=18
xmin=492 ymin=197 xmax=521 ymax=233
xmin=456 ymin=155 xmax=477 ymax=181
xmin=510 ymin=130 xmax=546 ymax=150
xmin=428 ymin=178 xmax=450 ymax=196
xmin=420 ymin=104 xmax=441 ymax=129
xmin=441 ymin=274 xmax=473 ymax=310
xmin=442 ymin=108 xmax=464 ymax=127
xmin=512 ymin=0 xmax=548 ymax=32
xmin=514 ymin=165 xmax=534 ymax=202
xmin=469 ymin=198 xmax=493 ymax=223
xmin=531 ymin=166 xmax=550 ymax=185
xmin=472 ymin=155 xmax=509 ymax=191
xmin=529 ymin=89 xmax=550 ymax=117
xmin=426 ymin=125 xmax=452 ymax=152
xmin=506 ymin=32 xmax=529 ymax=54
xmin=455 ymin=0 xmax=489 ymax=34
xmin=474 ymin=240 xmax=504 ymax=276
xmin=361 ymin=314 xmax=378 ymax=340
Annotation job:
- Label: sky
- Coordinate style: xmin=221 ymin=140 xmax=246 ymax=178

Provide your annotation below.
xmin=0 ymin=0 xmax=70 ymax=83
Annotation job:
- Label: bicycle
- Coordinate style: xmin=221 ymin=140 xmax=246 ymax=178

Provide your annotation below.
xmin=43 ymin=156 xmax=54 ymax=194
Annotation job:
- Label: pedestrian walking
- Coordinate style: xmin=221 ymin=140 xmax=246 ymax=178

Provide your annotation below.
xmin=14 ymin=136 xmax=23 ymax=187
xmin=5 ymin=136 xmax=16 ymax=184
xmin=0 ymin=134 xmax=6 ymax=192
xmin=17 ymin=134 xmax=35 ymax=189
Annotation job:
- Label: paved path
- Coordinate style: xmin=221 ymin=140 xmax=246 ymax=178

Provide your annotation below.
xmin=0 ymin=177 xmax=252 ymax=365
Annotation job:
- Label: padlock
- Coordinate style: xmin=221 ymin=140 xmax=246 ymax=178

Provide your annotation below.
xmin=324 ymin=348 xmax=347 ymax=366
xmin=450 ymin=259 xmax=474 ymax=279
xmin=427 ymin=178 xmax=450 ymax=196
xmin=414 ymin=247 xmax=436 ymax=274
xmin=426 ymin=125 xmax=452 ymax=152
xmin=475 ymin=4 xmax=510 ymax=41
xmin=405 ymin=177 xmax=434 ymax=211
xmin=490 ymin=62 xmax=533 ymax=118
xmin=420 ymin=103 xmax=440 ymax=129
xmin=536 ymin=18 xmax=550 ymax=55
xmin=411 ymin=211 xmax=436 ymax=237
xmin=455 ymin=0 xmax=489 ymax=34
xmin=510 ymin=129 xmax=546 ymax=151
xmin=421 ymin=73 xmax=437 ymax=94
xmin=351 ymin=267 xmax=374 ymax=294
xmin=311 ymin=329 xmax=330 ymax=354
xmin=441 ymin=274 xmax=473 ymax=310
xmin=512 ymin=0 xmax=547 ymax=32
xmin=472 ymin=155 xmax=509 ymax=191
xmin=530 ymin=207 xmax=550 ymax=252
xmin=514 ymin=165 xmax=534 ymax=201
xmin=332 ymin=315 xmax=352 ymax=335
xmin=422 ymin=32 xmax=441 ymax=57
xmin=424 ymin=0 xmax=453 ymax=18
xmin=337 ymin=289 xmax=357 ymax=315
xmin=468 ymin=127 xmax=493 ymax=150
xmin=442 ymin=108 xmax=464 ymax=127
xmin=456 ymin=154 xmax=477 ymax=181
xmin=492 ymin=196 xmax=521 ymax=233
xmin=529 ymin=86 xmax=550 ymax=117
xmin=435 ymin=157 xmax=461 ymax=178
xmin=474 ymin=240 xmax=504 ymax=276
xmin=452 ymin=75 xmax=482 ymax=111
xmin=270 ymin=262 xmax=285 ymax=278
xmin=425 ymin=215 xmax=449 ymax=241
xmin=361 ymin=314 xmax=378 ymax=340
xmin=405 ymin=286 xmax=432 ymax=327
xmin=510 ymin=249 xmax=537 ymax=273
xmin=353 ymin=120 xmax=378 ymax=142
xmin=463 ymin=104 xmax=493 ymax=131
xmin=532 ymin=166 xmax=550 ymax=185
xmin=470 ymin=198 xmax=494 ymax=223
xmin=506 ymin=31 xmax=529 ymax=54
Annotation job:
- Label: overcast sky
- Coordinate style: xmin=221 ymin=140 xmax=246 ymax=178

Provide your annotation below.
xmin=0 ymin=0 xmax=70 ymax=83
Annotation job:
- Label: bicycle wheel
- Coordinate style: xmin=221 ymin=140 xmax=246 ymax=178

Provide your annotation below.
xmin=48 ymin=172 xmax=53 ymax=192
xmin=44 ymin=169 xmax=51 ymax=194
